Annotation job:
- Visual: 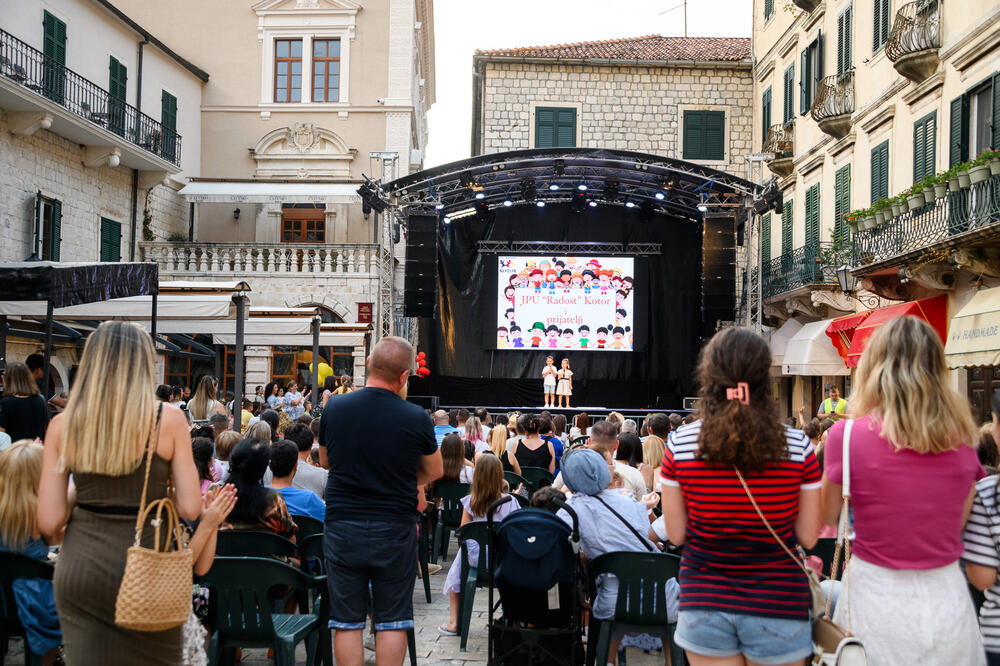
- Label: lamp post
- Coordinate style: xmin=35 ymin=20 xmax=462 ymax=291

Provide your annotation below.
xmin=836 ymin=264 xmax=857 ymax=294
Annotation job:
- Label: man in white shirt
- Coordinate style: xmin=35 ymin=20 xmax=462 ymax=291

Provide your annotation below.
xmin=474 ymin=407 xmax=492 ymax=441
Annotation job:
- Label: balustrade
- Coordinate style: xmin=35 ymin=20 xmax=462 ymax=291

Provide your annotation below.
xmin=139 ymin=242 xmax=379 ymax=277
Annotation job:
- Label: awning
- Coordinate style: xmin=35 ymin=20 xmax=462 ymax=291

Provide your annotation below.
xmin=212 ymin=332 xmax=366 ymax=347
xmin=769 ymin=318 xmax=804 ymax=373
xmin=847 ymin=295 xmax=948 ymax=367
xmin=945 ymin=287 xmax=1000 ymax=368
xmin=826 ymin=311 xmax=872 ymax=363
xmin=178 ymin=181 xmax=363 ymax=204
xmin=140 ymin=318 xmax=312 ymax=336
xmin=0 ymin=294 xmax=235 ymax=319
xmin=0 ymin=261 xmax=157 ymax=308
xmin=783 ymin=319 xmax=850 ymax=376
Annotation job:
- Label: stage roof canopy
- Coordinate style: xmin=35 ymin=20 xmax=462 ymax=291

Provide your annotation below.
xmin=380 ymin=148 xmax=760 ymax=221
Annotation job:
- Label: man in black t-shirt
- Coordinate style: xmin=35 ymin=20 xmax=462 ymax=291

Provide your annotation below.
xmin=319 ymin=336 xmax=441 ymax=666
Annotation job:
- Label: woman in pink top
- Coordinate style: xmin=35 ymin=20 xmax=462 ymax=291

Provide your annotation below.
xmin=821 ymin=316 xmax=985 ymax=665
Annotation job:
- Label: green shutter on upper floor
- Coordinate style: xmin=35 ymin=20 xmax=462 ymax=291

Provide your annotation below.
xmin=683 ymin=110 xmax=725 ymax=160
xmin=764 ymin=0 xmax=774 ymax=20
xmin=950 ymin=94 xmax=969 ymax=168
xmin=834 ymin=166 xmax=851 ymax=243
xmin=108 ymin=57 xmax=128 ymax=137
xmin=100 ymin=218 xmax=121 ymax=262
xmin=535 ymin=107 xmax=576 ymax=148
xmin=871 ymin=140 xmax=889 ymax=204
xmin=781 ymin=199 xmax=793 ymax=256
xmin=49 ymin=199 xmax=61 ymax=262
xmin=837 ymin=7 xmax=852 ymax=75
xmin=805 ymin=184 xmax=820 ymax=249
xmin=873 ymin=0 xmax=890 ymax=53
xmin=161 ymin=90 xmax=178 ymax=161
xmin=783 ymin=64 xmax=795 ymax=122
xmin=992 ymin=73 xmax=1000 ymax=150
xmin=913 ymin=111 xmax=936 ymax=182
xmin=762 ymin=87 xmax=772 ymax=147
xmin=42 ymin=11 xmax=66 ymax=103
xmin=761 ymin=213 xmax=772 ymax=263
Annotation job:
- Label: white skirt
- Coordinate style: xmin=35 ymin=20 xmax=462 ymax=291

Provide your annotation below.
xmin=556 ymin=379 xmax=572 ymax=396
xmin=833 ymin=555 xmax=984 ymax=666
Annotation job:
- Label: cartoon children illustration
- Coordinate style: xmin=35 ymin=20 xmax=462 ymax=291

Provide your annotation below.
xmin=598 ymin=270 xmax=612 ymax=294
xmin=611 ymin=268 xmax=623 ymax=290
xmin=559 ymin=270 xmax=572 ymax=293
xmin=545 ymin=270 xmax=558 ymax=294
xmin=530 ymin=269 xmax=544 ymax=292
xmin=510 ymin=325 xmax=524 ymax=348
xmin=565 ymin=257 xmax=579 ymax=273
xmin=497 ymin=326 xmax=509 ymax=348
xmin=539 ymin=260 xmax=551 ymax=273
xmin=505 ymin=307 xmax=516 ymax=323
xmin=586 ymin=259 xmax=601 ymax=273
xmin=553 ymin=258 xmax=566 ymax=272
xmin=578 ymin=325 xmax=591 ymax=348
xmin=615 ymin=308 xmax=627 ymax=325
xmin=622 ymin=276 xmax=634 ymax=295
xmin=595 ymin=326 xmax=609 ymax=349
xmin=609 ymin=325 xmax=630 ymax=349
xmin=571 ymin=272 xmax=583 ymax=289
xmin=615 ymin=290 xmax=628 ymax=308
xmin=561 ymin=327 xmax=574 ymax=348
xmin=517 ymin=270 xmax=530 ymax=287
xmin=529 ymin=322 xmax=546 ymax=347
xmin=545 ymin=324 xmax=560 ymax=348
xmin=582 ymin=270 xmax=596 ymax=293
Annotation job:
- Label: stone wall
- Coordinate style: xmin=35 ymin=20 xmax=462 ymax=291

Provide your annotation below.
xmin=0 ymin=109 xmax=188 ymax=262
xmin=481 ymin=62 xmax=753 ymax=173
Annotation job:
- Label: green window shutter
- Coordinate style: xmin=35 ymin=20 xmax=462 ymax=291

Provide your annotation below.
xmin=837 ymin=7 xmax=852 ymax=74
xmin=761 ymin=213 xmax=772 ymax=262
xmin=950 ymin=94 xmax=969 ymax=167
xmin=764 ymin=0 xmax=774 ymax=20
xmin=49 ymin=199 xmax=61 ymax=262
xmin=834 ymin=165 xmax=851 ymax=243
xmin=100 ymin=218 xmax=121 ymax=262
xmin=800 ymin=49 xmax=809 ymax=114
xmin=161 ymin=90 xmax=178 ymax=161
xmin=683 ymin=110 xmax=725 ymax=160
xmin=870 ymin=140 xmax=889 ymax=204
xmin=762 ymin=87 xmax=772 ymax=146
xmin=42 ymin=11 xmax=66 ymax=103
xmin=535 ymin=107 xmax=575 ymax=148
xmin=555 ymin=108 xmax=576 ymax=147
xmin=704 ymin=111 xmax=725 ymax=160
xmin=782 ymin=199 xmax=793 ymax=256
xmin=992 ymin=73 xmax=1000 ymax=150
xmin=535 ymin=108 xmax=554 ymax=148
xmin=913 ymin=111 xmax=936 ymax=182
xmin=783 ymin=64 xmax=795 ymax=122
xmin=873 ymin=0 xmax=890 ymax=52
xmin=108 ymin=57 xmax=128 ymax=136
xmin=814 ymin=31 xmax=824 ymax=96
xmin=805 ymin=184 xmax=820 ymax=249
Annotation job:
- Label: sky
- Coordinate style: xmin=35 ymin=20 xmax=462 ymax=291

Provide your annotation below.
xmin=424 ymin=0 xmax=754 ymax=167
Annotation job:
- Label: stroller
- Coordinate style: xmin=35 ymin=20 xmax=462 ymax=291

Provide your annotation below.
xmin=486 ymin=495 xmax=585 ymax=665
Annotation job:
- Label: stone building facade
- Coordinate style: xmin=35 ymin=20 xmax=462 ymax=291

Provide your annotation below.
xmin=472 ymin=35 xmax=753 ymax=178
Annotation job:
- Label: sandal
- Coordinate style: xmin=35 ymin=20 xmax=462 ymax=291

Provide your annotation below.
xmin=437 ymin=624 xmax=459 ymax=636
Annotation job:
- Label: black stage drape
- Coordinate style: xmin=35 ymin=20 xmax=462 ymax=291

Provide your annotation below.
xmin=417 ymin=205 xmax=703 ymax=409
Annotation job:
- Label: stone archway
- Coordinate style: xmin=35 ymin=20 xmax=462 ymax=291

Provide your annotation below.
xmin=251 ymin=123 xmax=355 ymax=179
xmin=288 ymin=296 xmax=352 ymax=322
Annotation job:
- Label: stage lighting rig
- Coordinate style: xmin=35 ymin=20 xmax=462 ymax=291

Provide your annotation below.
xmin=571 ymin=191 xmax=587 ymax=213
xmin=603 ymin=180 xmax=620 ymax=202
xmin=554 ymin=159 xmax=565 ymax=176
xmin=475 ymin=201 xmax=494 ymax=222
xmin=521 ymin=179 xmax=537 ymax=201
xmin=357 ymin=175 xmax=388 ymax=213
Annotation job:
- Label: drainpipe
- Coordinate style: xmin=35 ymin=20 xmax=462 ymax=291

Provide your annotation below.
xmin=470 ymin=57 xmax=486 ymax=157
xmin=129 ymin=40 xmax=148 ymax=261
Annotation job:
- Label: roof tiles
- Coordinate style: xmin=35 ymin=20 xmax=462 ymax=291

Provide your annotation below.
xmin=476 ymin=35 xmax=751 ymax=62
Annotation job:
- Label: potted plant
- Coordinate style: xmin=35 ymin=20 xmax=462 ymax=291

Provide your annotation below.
xmin=986 ymin=148 xmax=1000 ymax=176
xmin=931 ymin=171 xmax=949 ymax=200
xmin=872 ymin=198 xmax=890 ymax=224
xmin=946 ymin=165 xmax=962 ymax=193
xmin=970 ymin=151 xmax=994 ymax=184
xmin=957 ymin=160 xmax=973 ymax=189
xmin=906 ymin=185 xmax=925 ymax=211
xmin=890 ymin=194 xmax=902 ymax=218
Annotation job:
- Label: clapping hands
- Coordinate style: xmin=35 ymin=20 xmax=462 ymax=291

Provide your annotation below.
xmin=201 ymin=483 xmax=237 ymax=528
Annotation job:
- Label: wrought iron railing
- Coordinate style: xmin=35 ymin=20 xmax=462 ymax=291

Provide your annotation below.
xmin=811 ymin=71 xmax=854 ymax=123
xmin=762 ymin=241 xmax=848 ymax=299
xmin=885 ymin=0 xmax=940 ymax=62
xmin=763 ymin=121 xmax=794 ymax=159
xmin=791 ymin=0 xmax=820 ymax=12
xmin=140 ymin=241 xmax=380 ymax=275
xmin=853 ymin=175 xmax=1000 ymax=268
xmin=0 ymin=27 xmax=181 ymax=166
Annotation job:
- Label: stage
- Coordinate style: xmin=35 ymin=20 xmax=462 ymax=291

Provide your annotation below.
xmin=408 ymin=397 xmax=693 ymax=421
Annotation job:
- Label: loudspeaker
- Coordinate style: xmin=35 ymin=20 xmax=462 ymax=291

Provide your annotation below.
xmin=702 ymin=215 xmax=736 ymax=335
xmin=404 ymin=214 xmax=439 ymax=318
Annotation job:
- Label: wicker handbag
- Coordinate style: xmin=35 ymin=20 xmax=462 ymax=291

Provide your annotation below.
xmin=114 ymin=407 xmax=193 ymax=631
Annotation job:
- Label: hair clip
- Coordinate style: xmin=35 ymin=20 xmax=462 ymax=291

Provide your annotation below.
xmin=726 ymin=382 xmax=750 ymax=405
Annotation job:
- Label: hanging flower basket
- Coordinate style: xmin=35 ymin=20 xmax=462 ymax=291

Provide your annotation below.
xmin=970 ymin=164 xmax=991 ymax=184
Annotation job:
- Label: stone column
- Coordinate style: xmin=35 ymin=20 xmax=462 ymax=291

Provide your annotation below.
xmin=245 ymin=345 xmax=273 ymax=396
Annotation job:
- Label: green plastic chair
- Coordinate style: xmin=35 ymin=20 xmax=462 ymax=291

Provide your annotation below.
xmin=432 ymin=482 xmax=469 ymax=564
xmin=586 ymin=551 xmax=684 ymax=666
xmin=519 ymin=466 xmax=555 ymax=494
xmin=290 ymin=514 xmax=324 ymax=542
xmin=215 ymin=530 xmax=298 ymax=559
xmin=503 ymin=471 xmax=528 ymax=495
xmin=418 ymin=511 xmax=432 ymax=603
xmin=455 ymin=521 xmax=491 ymax=651
xmin=0 ymin=553 xmax=54 ymax=666
xmin=202 ymin=556 xmax=330 ymax=666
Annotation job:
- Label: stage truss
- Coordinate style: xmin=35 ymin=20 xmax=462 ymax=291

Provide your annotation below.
xmin=477 ymin=241 xmax=662 ymax=256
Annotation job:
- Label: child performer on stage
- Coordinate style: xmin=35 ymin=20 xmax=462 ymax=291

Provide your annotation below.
xmin=556 ymin=358 xmax=574 ymax=408
xmin=542 ymin=356 xmax=558 ymax=408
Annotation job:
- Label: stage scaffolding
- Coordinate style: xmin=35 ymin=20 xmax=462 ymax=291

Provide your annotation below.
xmin=477 ymin=241 xmax=662 ymax=256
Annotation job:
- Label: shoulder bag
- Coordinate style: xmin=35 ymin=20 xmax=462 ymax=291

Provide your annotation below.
xmin=114 ymin=405 xmax=194 ymax=631
xmin=735 ymin=419 xmax=866 ymax=665
xmin=592 ymin=493 xmax=656 ymax=553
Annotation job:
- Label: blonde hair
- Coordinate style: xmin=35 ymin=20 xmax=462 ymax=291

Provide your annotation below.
xmin=464 ymin=416 xmax=483 ymax=443
xmin=189 ymin=375 xmax=219 ymax=420
xmin=215 ymin=430 xmax=241 ymax=461
xmin=851 ymin=316 xmax=977 ymax=454
xmin=641 ymin=434 xmax=665 ymax=469
xmin=62 ymin=322 xmax=157 ymax=475
xmin=0 ymin=440 xmax=44 ymax=550
xmin=489 ymin=424 xmax=508 ymax=457
xmin=3 ymin=363 xmax=39 ymax=397
xmin=244 ymin=421 xmax=272 ymax=443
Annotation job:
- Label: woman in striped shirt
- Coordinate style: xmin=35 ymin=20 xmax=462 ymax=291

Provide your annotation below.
xmin=661 ymin=327 xmax=821 ymax=666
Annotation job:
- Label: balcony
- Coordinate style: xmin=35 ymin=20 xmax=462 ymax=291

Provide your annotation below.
xmin=0 ymin=28 xmax=181 ymax=169
xmin=885 ymin=0 xmax=940 ymax=83
xmin=139 ymin=241 xmax=379 ymax=278
xmin=791 ymin=0 xmax=821 ymax=12
xmin=762 ymin=242 xmax=847 ymax=299
xmin=763 ymin=121 xmax=794 ymax=177
xmin=810 ymin=71 xmax=854 ymax=139
xmin=853 ymin=174 xmax=1000 ymax=271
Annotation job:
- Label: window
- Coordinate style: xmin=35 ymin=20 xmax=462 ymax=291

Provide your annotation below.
xmin=873 ymin=0 xmax=891 ymax=53
xmin=34 ymin=193 xmax=61 ymax=261
xmin=913 ymin=111 xmax=937 ymax=182
xmin=311 ymin=39 xmax=341 ymax=102
xmin=805 ymin=183 xmax=820 ymax=249
xmin=764 ymin=0 xmax=774 ymax=21
xmin=762 ymin=87 xmax=772 ymax=146
xmin=834 ymin=166 xmax=851 ymax=244
xmin=781 ymin=199 xmax=793 ymax=256
xmin=783 ymin=64 xmax=795 ymax=122
xmin=274 ymin=39 xmax=302 ymax=103
xmin=800 ymin=33 xmax=823 ymax=115
xmin=100 ymin=218 xmax=120 ymax=262
xmin=281 ymin=203 xmax=326 ymax=242
xmin=42 ymin=11 xmax=66 ymax=103
xmin=871 ymin=140 xmax=889 ymax=203
xmin=534 ymin=107 xmax=576 ymax=148
xmin=270 ymin=346 xmax=353 ymax=391
xmin=163 ymin=335 xmax=214 ymax=390
xmin=682 ymin=110 xmax=725 ymax=161
xmin=761 ymin=213 xmax=772 ymax=262
xmin=108 ymin=57 xmax=127 ymax=136
xmin=837 ymin=7 xmax=852 ymax=74
xmin=951 ymin=75 xmax=1000 ymax=167
xmin=161 ymin=91 xmax=177 ymax=162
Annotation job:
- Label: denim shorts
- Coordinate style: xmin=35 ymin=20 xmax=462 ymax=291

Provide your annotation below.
xmin=674 ymin=610 xmax=813 ymax=665
xmin=325 ymin=520 xmax=417 ymax=631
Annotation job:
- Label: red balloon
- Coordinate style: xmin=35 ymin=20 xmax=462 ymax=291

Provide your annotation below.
xmin=416 ymin=351 xmax=426 ymax=359
xmin=418 ymin=367 xmax=430 ymax=376
xmin=418 ymin=359 xmax=426 ymax=367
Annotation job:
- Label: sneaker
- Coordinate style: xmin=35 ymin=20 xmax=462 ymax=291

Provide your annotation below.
xmin=427 ymin=563 xmax=442 ymax=575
